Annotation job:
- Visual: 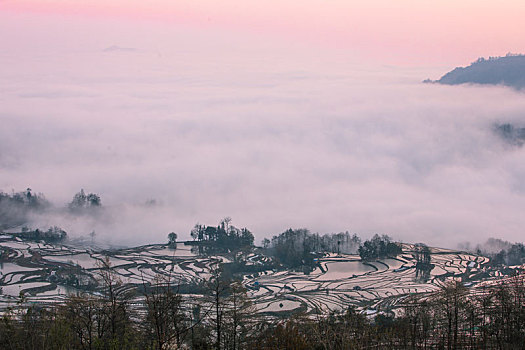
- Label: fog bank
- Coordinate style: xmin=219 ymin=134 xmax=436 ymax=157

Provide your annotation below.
xmin=1 ymin=14 xmax=525 ymax=247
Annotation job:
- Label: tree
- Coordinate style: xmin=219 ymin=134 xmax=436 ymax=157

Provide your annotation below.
xmin=358 ymin=234 xmax=402 ymax=261
xmin=95 ymin=256 xmax=135 ymax=346
xmin=270 ymin=228 xmax=314 ymax=268
xmin=87 ymin=193 xmax=101 ymax=207
xmin=189 ymin=219 xmax=254 ymax=254
xmin=142 ymin=275 xmax=190 ymax=350
xmin=0 ymin=188 xmax=49 ymax=229
xmin=414 ymin=243 xmax=431 ymax=266
xmin=434 ymin=281 xmax=468 ymax=350
xmin=61 ymin=294 xmax=101 ymax=349
xmin=414 ymin=243 xmax=433 ymax=281
xmin=400 ymin=295 xmax=434 ymax=348
xmin=167 ymin=232 xmax=178 ymax=248
xmin=69 ymin=189 xmax=102 ymax=212
xmin=204 ymin=263 xmax=238 ymax=350
xmin=223 ymin=281 xmax=255 ymax=350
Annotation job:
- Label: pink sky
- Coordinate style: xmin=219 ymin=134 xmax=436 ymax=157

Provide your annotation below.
xmin=2 ymin=0 xmax=524 ymax=64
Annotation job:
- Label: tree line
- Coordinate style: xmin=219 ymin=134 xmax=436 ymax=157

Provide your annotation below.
xmin=0 ymin=188 xmax=101 ymax=236
xmin=190 ymin=218 xmax=254 ymax=254
xmin=2 ymin=270 xmax=525 ymax=349
xmin=0 ymin=189 xmax=49 ymax=230
xmin=254 ymin=275 xmax=525 ymax=349
xmin=265 ymin=229 xmax=401 ymax=269
xmin=0 ymin=258 xmax=254 ymax=350
xmin=16 ymin=226 xmax=68 ymax=243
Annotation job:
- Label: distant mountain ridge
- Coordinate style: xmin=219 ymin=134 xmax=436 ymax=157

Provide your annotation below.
xmin=431 ymin=54 xmax=525 ymax=90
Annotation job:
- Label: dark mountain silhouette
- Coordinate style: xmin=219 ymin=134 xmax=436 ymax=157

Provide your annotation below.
xmin=431 ymin=54 xmax=525 ymax=90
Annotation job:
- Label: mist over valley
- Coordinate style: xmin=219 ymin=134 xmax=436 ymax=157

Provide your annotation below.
xmin=2 ymin=37 xmax=525 ymax=248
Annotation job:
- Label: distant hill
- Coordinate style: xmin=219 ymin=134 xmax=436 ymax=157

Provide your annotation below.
xmin=494 ymin=123 xmax=525 ymax=146
xmin=431 ymin=54 xmax=525 ymax=90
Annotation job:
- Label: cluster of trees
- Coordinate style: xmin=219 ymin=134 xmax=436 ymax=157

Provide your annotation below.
xmin=414 ymin=243 xmax=431 ymax=267
xmin=190 ymin=218 xmax=254 ymax=254
xmin=358 ymin=234 xmax=402 ymax=261
xmin=0 ymin=187 xmax=102 ymax=236
xmin=0 ymin=188 xmax=49 ymax=229
xmin=254 ymin=277 xmax=525 ymax=349
xmin=0 ymin=261 xmax=254 ymax=350
xmin=16 ymin=226 xmax=67 ymax=242
xmin=69 ymin=189 xmax=102 ymax=212
xmin=267 ymin=229 xmax=362 ymax=269
xmin=476 ymin=238 xmax=525 ymax=267
xmin=491 ymin=243 xmax=525 ymax=266
xmin=475 ymin=53 xmax=524 ymax=63
xmin=3 ymin=273 xmax=525 ymax=349
xmin=321 ymin=232 xmax=361 ymax=255
xmin=267 ymin=228 xmax=314 ymax=268
xmin=167 ymin=232 xmax=178 ymax=248
xmin=253 ymin=277 xmax=525 ymax=349
xmin=267 ymin=230 xmax=400 ymax=269
xmin=413 ymin=243 xmax=433 ymax=281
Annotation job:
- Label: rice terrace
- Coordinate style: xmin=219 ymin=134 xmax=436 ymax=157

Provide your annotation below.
xmin=0 ymin=221 xmax=518 ymax=317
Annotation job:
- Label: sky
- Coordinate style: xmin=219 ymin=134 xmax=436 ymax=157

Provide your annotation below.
xmin=1 ymin=1 xmax=525 ymax=247
xmin=2 ymin=0 xmax=524 ymax=64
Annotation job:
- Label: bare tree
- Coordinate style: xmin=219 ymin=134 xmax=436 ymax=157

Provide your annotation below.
xmin=205 ymin=262 xmax=231 ymax=350
xmin=95 ymin=256 xmax=134 ymax=346
xmin=223 ymin=281 xmax=255 ymax=350
xmin=142 ymin=274 xmax=191 ymax=350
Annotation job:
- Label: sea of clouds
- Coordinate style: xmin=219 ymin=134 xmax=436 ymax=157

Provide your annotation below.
xmin=1 ymin=13 xmax=525 ymax=247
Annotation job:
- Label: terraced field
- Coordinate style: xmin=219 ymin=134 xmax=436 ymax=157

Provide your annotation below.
xmin=0 ymin=235 xmax=218 ymax=309
xmin=0 ymin=235 xmax=517 ymax=316
xmin=246 ymin=247 xmax=493 ymax=316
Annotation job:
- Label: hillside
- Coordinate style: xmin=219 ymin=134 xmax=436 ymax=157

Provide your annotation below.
xmin=2 ymin=233 xmax=525 ymax=348
xmin=434 ymin=54 xmax=525 ymax=90
xmin=0 ymin=233 xmax=519 ymax=316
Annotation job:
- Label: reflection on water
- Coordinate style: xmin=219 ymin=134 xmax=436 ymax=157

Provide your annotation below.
xmin=316 ymin=261 xmax=375 ymax=281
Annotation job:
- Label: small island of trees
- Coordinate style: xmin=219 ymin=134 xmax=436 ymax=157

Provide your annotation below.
xmin=0 ymin=188 xmax=49 ymax=229
xmin=68 ymin=189 xmax=102 ymax=212
xmin=190 ymin=218 xmax=254 ymax=254
xmin=357 ymin=234 xmax=402 ymax=261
